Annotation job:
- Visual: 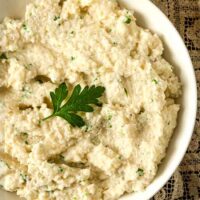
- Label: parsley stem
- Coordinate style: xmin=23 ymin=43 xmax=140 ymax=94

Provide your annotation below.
xmin=42 ymin=114 xmax=54 ymax=121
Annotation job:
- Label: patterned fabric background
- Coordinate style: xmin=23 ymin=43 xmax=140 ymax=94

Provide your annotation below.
xmin=151 ymin=0 xmax=200 ymax=200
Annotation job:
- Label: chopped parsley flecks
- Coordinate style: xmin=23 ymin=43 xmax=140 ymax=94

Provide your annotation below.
xmin=59 ymin=155 xmax=65 ymax=161
xmin=0 ymin=53 xmax=7 ymax=60
xmin=136 ymin=168 xmax=144 ymax=177
xmin=152 ymin=79 xmax=158 ymax=84
xmin=124 ymin=16 xmax=132 ymax=24
xmin=59 ymin=167 xmax=64 ymax=173
xmin=38 ymin=120 xmax=42 ymax=127
xmin=84 ymin=125 xmax=89 ymax=132
xmin=107 ymin=114 xmax=112 ymax=121
xmin=22 ymin=23 xmax=28 ymax=31
xmin=90 ymin=136 xmax=100 ymax=145
xmin=118 ymin=155 xmax=122 ymax=160
xmin=105 ymin=114 xmax=113 ymax=128
xmin=106 ymin=28 xmax=112 ymax=33
xmin=106 ymin=114 xmax=112 ymax=128
xmin=46 ymin=190 xmax=53 ymax=193
xmin=21 ymin=86 xmax=32 ymax=99
xmin=0 ymin=159 xmax=10 ymax=169
xmin=24 ymin=63 xmax=33 ymax=70
xmin=5 ymin=162 xmax=10 ymax=169
xmin=71 ymin=56 xmax=75 ymax=61
xmin=25 ymin=141 xmax=29 ymax=145
xmin=20 ymin=173 xmax=28 ymax=183
xmin=84 ymin=191 xmax=89 ymax=196
xmin=54 ymin=16 xmax=60 ymax=21
xmin=124 ymin=88 xmax=128 ymax=95
xmin=20 ymin=132 xmax=28 ymax=137
xmin=83 ymin=124 xmax=93 ymax=132
xmin=70 ymin=31 xmax=75 ymax=35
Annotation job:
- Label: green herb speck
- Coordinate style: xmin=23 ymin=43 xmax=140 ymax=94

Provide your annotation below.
xmin=83 ymin=124 xmax=93 ymax=132
xmin=38 ymin=120 xmax=42 ymax=127
xmin=54 ymin=16 xmax=60 ymax=21
xmin=118 ymin=155 xmax=122 ymax=160
xmin=84 ymin=125 xmax=89 ymax=132
xmin=90 ymin=136 xmax=100 ymax=145
xmin=25 ymin=141 xmax=29 ymax=145
xmin=107 ymin=28 xmax=112 ymax=33
xmin=71 ymin=56 xmax=75 ymax=61
xmin=20 ymin=173 xmax=27 ymax=183
xmin=46 ymin=190 xmax=54 ymax=193
xmin=21 ymin=132 xmax=28 ymax=136
xmin=20 ymin=132 xmax=28 ymax=139
xmin=85 ymin=191 xmax=89 ymax=196
xmin=124 ymin=16 xmax=132 ymax=24
xmin=59 ymin=155 xmax=65 ymax=161
xmin=24 ymin=63 xmax=33 ymax=70
xmin=124 ymin=88 xmax=128 ymax=95
xmin=152 ymin=79 xmax=158 ymax=84
xmin=22 ymin=23 xmax=27 ymax=30
xmin=21 ymin=86 xmax=32 ymax=99
xmin=0 ymin=53 xmax=7 ymax=60
xmin=107 ymin=114 xmax=112 ymax=120
xmin=136 ymin=168 xmax=144 ymax=177
xmin=59 ymin=167 xmax=64 ymax=173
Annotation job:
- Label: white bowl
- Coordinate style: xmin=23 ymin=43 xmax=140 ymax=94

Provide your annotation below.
xmin=0 ymin=0 xmax=197 ymax=200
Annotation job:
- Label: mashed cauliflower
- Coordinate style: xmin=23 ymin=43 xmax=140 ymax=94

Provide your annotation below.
xmin=0 ymin=0 xmax=181 ymax=199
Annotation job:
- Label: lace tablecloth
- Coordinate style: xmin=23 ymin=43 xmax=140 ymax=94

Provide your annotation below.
xmin=151 ymin=0 xmax=200 ymax=200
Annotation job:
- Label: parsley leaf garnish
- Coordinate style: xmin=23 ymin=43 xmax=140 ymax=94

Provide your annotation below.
xmin=43 ymin=83 xmax=105 ymax=127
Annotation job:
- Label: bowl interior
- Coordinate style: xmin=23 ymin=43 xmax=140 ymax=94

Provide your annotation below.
xmin=0 ymin=0 xmax=197 ymax=200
